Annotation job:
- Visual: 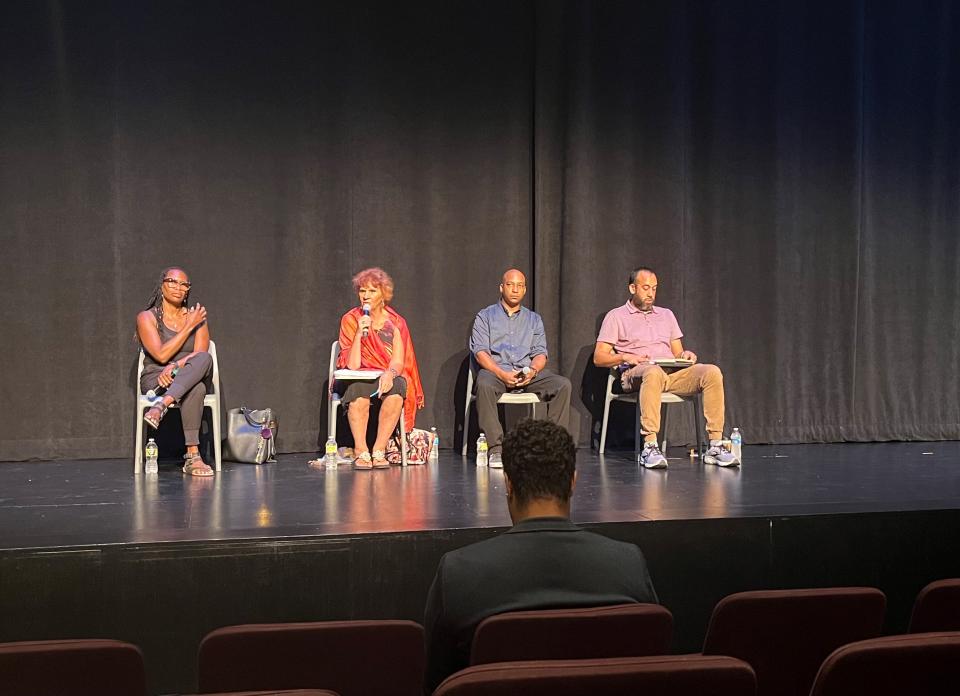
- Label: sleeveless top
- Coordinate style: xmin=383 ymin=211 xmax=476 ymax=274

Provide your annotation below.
xmin=141 ymin=315 xmax=197 ymax=377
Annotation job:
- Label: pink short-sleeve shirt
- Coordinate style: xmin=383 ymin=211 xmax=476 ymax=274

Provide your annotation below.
xmin=597 ymin=302 xmax=683 ymax=360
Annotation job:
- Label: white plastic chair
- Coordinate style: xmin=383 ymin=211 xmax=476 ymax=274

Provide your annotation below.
xmin=599 ymin=369 xmax=703 ymax=457
xmin=328 ymin=340 xmax=408 ymax=466
xmin=134 ymin=341 xmax=222 ymax=474
xmin=461 ymin=361 xmax=541 ymax=455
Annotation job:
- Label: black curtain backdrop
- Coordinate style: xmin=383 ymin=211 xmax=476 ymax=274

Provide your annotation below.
xmin=1 ymin=0 xmax=958 ymax=461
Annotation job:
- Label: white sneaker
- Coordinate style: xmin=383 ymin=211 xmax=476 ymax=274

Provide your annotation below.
xmin=703 ymin=442 xmax=740 ymax=467
xmin=640 ymin=442 xmax=667 ymax=469
xmin=489 ymin=452 xmax=503 ymax=469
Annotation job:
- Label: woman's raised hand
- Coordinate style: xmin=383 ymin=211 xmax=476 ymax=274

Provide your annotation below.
xmin=357 ymin=313 xmax=372 ymax=337
xmin=186 ymin=304 xmax=207 ymax=329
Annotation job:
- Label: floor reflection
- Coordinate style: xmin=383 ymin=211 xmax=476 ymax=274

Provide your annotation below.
xmin=9 ymin=442 xmax=960 ymax=548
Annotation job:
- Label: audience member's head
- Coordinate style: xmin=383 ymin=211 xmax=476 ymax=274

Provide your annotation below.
xmin=502 ymin=419 xmax=577 ymax=522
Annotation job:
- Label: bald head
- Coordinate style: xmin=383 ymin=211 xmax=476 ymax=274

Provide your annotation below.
xmin=500 ymin=269 xmax=527 ymax=310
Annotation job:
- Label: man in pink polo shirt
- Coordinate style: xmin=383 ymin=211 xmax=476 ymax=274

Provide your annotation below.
xmin=594 ymin=266 xmax=738 ymax=469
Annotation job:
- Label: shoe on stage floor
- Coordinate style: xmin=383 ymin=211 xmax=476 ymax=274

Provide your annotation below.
xmin=704 ymin=443 xmax=740 ymax=467
xmin=640 ymin=442 xmax=668 ymax=469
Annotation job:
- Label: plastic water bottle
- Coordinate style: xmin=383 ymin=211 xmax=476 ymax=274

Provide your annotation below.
xmin=430 ymin=427 xmax=439 ymax=463
xmin=145 ymin=438 xmax=159 ymax=475
xmin=476 ymin=432 xmax=488 ymax=467
xmin=324 ymin=436 xmax=338 ymax=469
xmin=730 ymin=428 xmax=743 ymax=463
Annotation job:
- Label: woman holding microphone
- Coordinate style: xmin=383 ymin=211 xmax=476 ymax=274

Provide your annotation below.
xmin=334 ymin=267 xmax=424 ymax=469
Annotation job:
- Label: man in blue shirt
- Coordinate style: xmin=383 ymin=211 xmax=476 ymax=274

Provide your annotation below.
xmin=469 ymin=269 xmax=572 ymax=467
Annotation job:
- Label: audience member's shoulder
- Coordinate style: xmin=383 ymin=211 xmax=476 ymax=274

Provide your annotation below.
xmin=579 ymin=527 xmax=647 ymax=558
xmin=435 ymin=532 xmax=514 ymax=582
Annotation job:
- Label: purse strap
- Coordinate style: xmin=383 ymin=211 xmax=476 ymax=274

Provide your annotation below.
xmin=240 ymin=406 xmax=269 ymax=428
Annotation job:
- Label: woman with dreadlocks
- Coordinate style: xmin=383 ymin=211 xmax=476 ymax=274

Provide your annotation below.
xmin=136 ymin=266 xmax=214 ymax=476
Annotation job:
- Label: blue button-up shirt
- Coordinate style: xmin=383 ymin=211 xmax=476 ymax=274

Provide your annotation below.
xmin=470 ymin=303 xmax=548 ymax=371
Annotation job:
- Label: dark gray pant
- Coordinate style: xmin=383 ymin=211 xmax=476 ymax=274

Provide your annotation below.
xmin=141 ymin=352 xmax=213 ymax=446
xmin=475 ymin=368 xmax=572 ymax=451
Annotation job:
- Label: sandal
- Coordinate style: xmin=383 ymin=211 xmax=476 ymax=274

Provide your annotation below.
xmin=354 ymin=451 xmax=373 ymax=470
xmin=372 ymin=450 xmax=390 ymax=468
xmin=143 ymin=402 xmax=169 ymax=429
xmin=182 ymin=452 xmax=214 ymax=477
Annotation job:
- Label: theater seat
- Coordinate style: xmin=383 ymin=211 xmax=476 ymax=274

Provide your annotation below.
xmin=470 ymin=603 xmax=672 ymax=665
xmin=810 ymin=631 xmax=960 ymax=696
xmin=701 ymin=587 xmax=886 ymax=696
xmin=909 ymin=579 xmax=960 ymax=633
xmin=186 ymin=691 xmax=340 ymax=696
xmin=434 ymin=654 xmax=757 ymax=696
xmin=197 ymin=620 xmax=424 ymax=696
xmin=0 ymin=638 xmax=146 ymax=696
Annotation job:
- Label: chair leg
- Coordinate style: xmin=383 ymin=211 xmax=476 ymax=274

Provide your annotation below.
xmin=462 ymin=396 xmax=472 ymax=457
xmin=695 ymin=393 xmax=704 ymax=456
xmin=599 ymin=397 xmax=612 ymax=454
xmin=134 ymin=405 xmax=145 ymax=474
xmin=660 ymin=402 xmax=669 ymax=452
xmin=400 ymin=407 xmax=408 ymax=466
xmin=328 ymin=396 xmax=338 ymax=445
xmin=634 ymin=394 xmax=642 ymax=461
xmin=211 ymin=404 xmax=222 ymax=472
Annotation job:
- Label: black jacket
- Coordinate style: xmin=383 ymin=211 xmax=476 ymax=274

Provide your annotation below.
xmin=422 ymin=516 xmax=658 ymax=692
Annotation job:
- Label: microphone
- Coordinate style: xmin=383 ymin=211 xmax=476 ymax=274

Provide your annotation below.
xmin=146 ymin=366 xmax=179 ymax=400
xmin=362 ymin=303 xmax=371 ymax=337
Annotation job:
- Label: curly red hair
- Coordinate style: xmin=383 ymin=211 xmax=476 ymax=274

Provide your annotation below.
xmin=352 ymin=267 xmax=395 ymax=303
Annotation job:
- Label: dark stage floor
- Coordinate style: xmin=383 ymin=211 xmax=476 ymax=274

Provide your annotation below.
xmin=2 ymin=442 xmax=959 ymax=551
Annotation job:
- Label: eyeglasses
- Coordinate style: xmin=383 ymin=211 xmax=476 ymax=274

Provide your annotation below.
xmin=163 ymin=278 xmax=192 ymax=289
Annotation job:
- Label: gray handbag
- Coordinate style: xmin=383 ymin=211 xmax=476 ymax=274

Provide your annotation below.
xmin=223 ymin=406 xmax=278 ymax=464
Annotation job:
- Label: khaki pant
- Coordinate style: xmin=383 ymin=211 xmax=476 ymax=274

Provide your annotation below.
xmin=621 ymin=363 xmax=725 ymax=442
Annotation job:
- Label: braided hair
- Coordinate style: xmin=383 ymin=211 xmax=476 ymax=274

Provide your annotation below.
xmin=137 ymin=267 xmax=190 ymax=344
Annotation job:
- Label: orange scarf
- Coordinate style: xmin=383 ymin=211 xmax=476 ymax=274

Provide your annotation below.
xmin=337 ymin=305 xmax=424 ymax=431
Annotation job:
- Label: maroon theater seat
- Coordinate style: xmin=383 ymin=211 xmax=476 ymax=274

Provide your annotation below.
xmin=810 ymin=631 xmax=960 ymax=696
xmin=435 ymin=654 xmax=756 ymax=696
xmin=0 ymin=638 xmax=146 ymax=696
xmin=470 ymin=603 xmax=672 ymax=665
xmin=186 ymin=691 xmax=340 ymax=696
xmin=701 ymin=587 xmax=885 ymax=696
xmin=909 ymin=579 xmax=960 ymax=633
xmin=198 ymin=620 xmax=424 ymax=696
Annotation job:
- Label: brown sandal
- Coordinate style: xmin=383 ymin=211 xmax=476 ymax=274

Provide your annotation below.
xmin=182 ymin=452 xmax=214 ymax=477
xmin=144 ymin=402 xmax=169 ymax=429
xmin=372 ymin=450 xmax=390 ymax=468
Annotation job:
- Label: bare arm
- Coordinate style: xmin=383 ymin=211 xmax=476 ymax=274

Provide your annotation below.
xmin=137 ymin=306 xmax=207 ymax=365
xmin=475 ymin=350 xmax=518 ymax=387
xmin=377 ymin=325 xmax=405 ymax=394
xmin=671 ymin=338 xmax=697 ymax=363
xmin=347 ymin=325 xmax=363 ymax=370
xmin=162 ymin=323 xmax=211 ymax=380
xmin=593 ymin=341 xmax=648 ymax=368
